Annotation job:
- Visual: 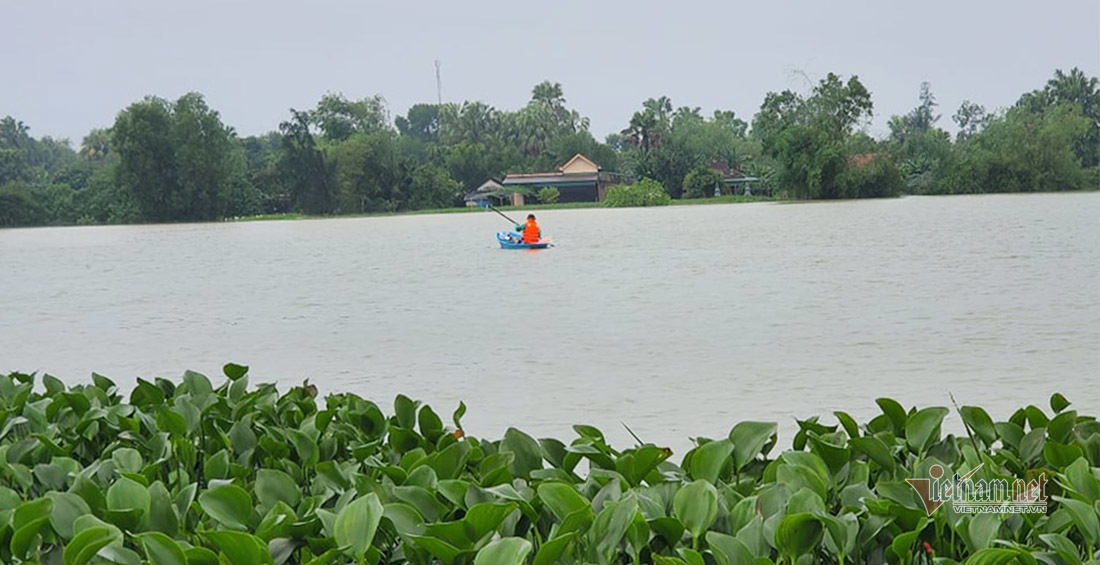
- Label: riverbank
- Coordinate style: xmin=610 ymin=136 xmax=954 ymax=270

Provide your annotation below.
xmin=232 ymin=194 xmax=778 ymax=222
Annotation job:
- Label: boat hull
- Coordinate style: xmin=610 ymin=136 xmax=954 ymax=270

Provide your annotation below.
xmin=497 ymin=232 xmax=550 ymax=249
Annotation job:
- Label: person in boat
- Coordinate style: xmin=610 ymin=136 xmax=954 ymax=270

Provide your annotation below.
xmin=514 ymin=214 xmax=541 ymax=243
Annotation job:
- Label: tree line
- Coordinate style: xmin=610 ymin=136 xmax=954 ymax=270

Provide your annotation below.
xmin=1 ymin=68 xmax=1096 ymax=227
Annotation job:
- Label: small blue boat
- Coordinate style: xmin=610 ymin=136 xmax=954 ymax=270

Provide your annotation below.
xmin=497 ymin=231 xmax=551 ymax=249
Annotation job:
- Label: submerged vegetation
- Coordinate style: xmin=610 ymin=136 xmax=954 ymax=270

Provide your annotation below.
xmin=0 ymin=367 xmax=1096 ymax=564
xmin=0 ymin=68 xmax=1097 ymax=227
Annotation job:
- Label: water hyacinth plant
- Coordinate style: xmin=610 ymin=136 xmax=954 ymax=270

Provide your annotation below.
xmin=0 ymin=365 xmax=1096 ymax=564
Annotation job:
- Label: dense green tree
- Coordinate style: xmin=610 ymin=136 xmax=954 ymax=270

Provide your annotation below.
xmin=682 ymin=166 xmax=725 ymax=198
xmin=1016 ymin=67 xmax=1099 ymax=167
xmin=277 ymin=109 xmax=337 ymax=214
xmin=331 ymin=130 xmax=405 ymax=213
xmin=439 ymin=101 xmax=503 ymax=147
xmin=312 ymin=93 xmax=389 ymax=142
xmin=952 ymin=100 xmax=991 ymax=142
xmin=407 ymin=163 xmax=460 ymax=210
xmin=112 ymin=93 xmax=244 ymax=222
xmin=887 ymin=83 xmax=953 ymax=193
xmin=947 ymin=103 xmax=1089 ymax=193
xmin=753 ymin=73 xmax=877 ymax=199
xmin=0 ymin=181 xmax=46 ymax=226
xmin=79 ymin=128 xmax=112 ymax=161
xmin=111 ymin=97 xmax=180 ymax=221
xmin=0 ymin=117 xmax=36 ymax=184
xmin=395 ymin=104 xmax=441 ymax=143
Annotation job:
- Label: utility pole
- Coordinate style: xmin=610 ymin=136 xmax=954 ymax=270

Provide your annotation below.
xmin=434 ymin=60 xmax=442 ymax=105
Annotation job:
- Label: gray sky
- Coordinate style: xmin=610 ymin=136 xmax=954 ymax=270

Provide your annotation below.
xmin=3 ymin=0 xmax=1098 ymax=146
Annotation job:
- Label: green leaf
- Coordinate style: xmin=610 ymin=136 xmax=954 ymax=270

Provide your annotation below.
xmin=474 ymin=537 xmax=532 ymax=565
xmin=590 ymin=497 xmax=639 ymax=562
xmin=393 ymin=485 xmax=447 ymax=523
xmin=906 ymin=406 xmax=948 ymax=453
xmin=63 ymin=526 xmax=121 ymax=565
xmin=137 ymin=532 xmax=187 ymax=565
xmin=11 ymin=497 xmax=53 ymax=560
xmin=537 ymin=482 xmax=590 ymax=520
xmin=876 ymin=397 xmax=907 ymax=433
xmin=1025 ymin=405 xmax=1049 ymax=429
xmin=690 ymin=439 xmax=733 ymax=484
xmin=729 ymin=421 xmax=777 ymax=471
xmin=501 ymin=427 xmax=543 ymax=478
xmin=808 ymin=433 xmax=851 ymax=476
xmin=223 ymin=363 xmax=249 ymax=381
xmin=1053 ymin=496 xmax=1099 ymax=546
xmin=834 ymin=410 xmax=861 ymax=439
xmin=1020 ymin=428 xmax=1047 ymax=464
xmin=48 ymin=492 xmax=91 ymax=540
xmin=995 ymin=421 xmax=1025 ymax=449
xmin=1039 ymin=533 xmax=1084 ymax=565
xmin=182 ymin=370 xmax=213 ymax=398
xmin=197 ymin=483 xmax=253 ymax=530
xmin=256 ymin=469 xmax=301 ymax=511
xmin=1044 ymin=440 xmax=1084 ymax=469
xmin=418 ymin=405 xmax=444 ymax=442
xmin=111 ymin=448 xmax=143 ymax=474
xmin=960 ymin=406 xmax=998 ymax=446
xmin=963 ymin=548 xmax=1038 ymax=565
xmin=964 ymin=513 xmax=1003 ymax=551
xmin=334 ymin=492 xmax=384 ymax=559
xmin=285 ymin=429 xmax=319 ymax=466
xmin=148 ymin=481 xmax=179 ymax=536
xmin=1048 ymin=411 xmax=1077 ymax=444
xmin=532 ymin=533 xmax=573 ymax=565
xmin=1050 ymin=393 xmax=1071 ymax=413
xmin=707 ymin=531 xmax=754 ymax=565
xmin=1062 ymin=457 xmax=1100 ymax=503
xmin=412 ymin=535 xmax=468 ymax=565
xmin=203 ymin=530 xmax=275 ymax=565
xmin=673 ymin=480 xmax=718 ymax=541
xmin=850 ymin=435 xmax=897 ymax=471
xmin=383 ymin=502 xmax=425 ymax=539
xmin=452 ymin=401 xmax=467 ymax=430
xmin=775 ymin=512 xmax=823 ymax=560
xmin=107 ymin=476 xmax=150 ymax=514
xmin=395 ymin=394 xmax=419 ymax=428
xmin=465 ymin=502 xmax=517 ymax=540
xmin=819 ymin=512 xmax=858 ymax=562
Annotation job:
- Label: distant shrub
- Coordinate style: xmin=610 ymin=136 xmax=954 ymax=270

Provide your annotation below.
xmin=682 ymin=167 xmax=725 ymax=199
xmin=537 ymin=186 xmax=560 ymax=204
xmin=838 ymin=156 xmax=904 ymax=198
xmin=603 ymin=178 xmax=672 ymax=207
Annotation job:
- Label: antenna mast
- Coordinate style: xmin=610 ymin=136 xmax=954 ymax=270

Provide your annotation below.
xmin=434 ymin=60 xmax=442 ymax=105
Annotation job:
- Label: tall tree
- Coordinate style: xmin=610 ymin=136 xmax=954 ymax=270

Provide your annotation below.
xmin=112 ymin=93 xmax=243 ymax=222
xmin=1016 ymin=67 xmax=1099 ymax=167
xmin=952 ymin=100 xmax=991 ymax=141
xmin=753 ymin=73 xmax=881 ymax=199
xmin=395 ymin=104 xmax=441 ymax=143
xmin=277 ymin=109 xmax=337 ymax=214
xmin=312 ymin=93 xmax=389 ymax=142
xmin=111 ymin=96 xmax=180 ymax=221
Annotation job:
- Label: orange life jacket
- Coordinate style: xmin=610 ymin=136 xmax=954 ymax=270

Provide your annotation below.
xmin=523 ymin=220 xmax=540 ymax=243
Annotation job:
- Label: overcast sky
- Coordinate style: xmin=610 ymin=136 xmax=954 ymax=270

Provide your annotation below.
xmin=3 ymin=0 xmax=1098 ymax=146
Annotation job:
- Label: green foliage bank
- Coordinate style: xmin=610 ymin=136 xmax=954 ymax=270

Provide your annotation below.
xmin=0 ymin=68 xmax=1096 ymax=227
xmin=0 ymin=367 xmax=1097 ymax=564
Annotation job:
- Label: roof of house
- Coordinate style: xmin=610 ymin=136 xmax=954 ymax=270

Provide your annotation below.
xmin=473 ymin=178 xmax=504 ymax=192
xmin=558 ymin=153 xmax=600 ymax=173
